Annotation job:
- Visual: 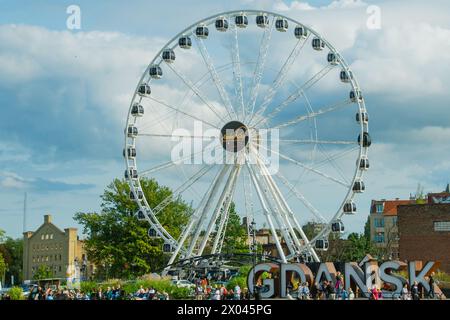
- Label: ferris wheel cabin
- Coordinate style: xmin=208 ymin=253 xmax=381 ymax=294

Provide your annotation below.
xmin=137 ymin=83 xmax=151 ymax=97
xmin=215 ymin=17 xmax=229 ymax=32
xmin=179 ymin=35 xmax=192 ymax=49
xmin=235 ymin=13 xmax=249 ymax=28
xmin=294 ymin=25 xmax=308 ymax=39
xmin=131 ymin=103 xmax=144 ymax=117
xmin=312 ymin=37 xmax=325 ymax=51
xmin=275 ymin=18 xmax=289 ymax=32
xmin=124 ymin=168 xmax=138 ymax=180
xmin=149 ymin=65 xmax=163 ymax=79
xmin=162 ymin=49 xmax=176 ymax=63
xmin=195 ymin=24 xmax=209 ymax=39
xmin=343 ymin=201 xmax=357 ymax=214
xmin=256 ymin=14 xmax=269 ymax=28
xmin=331 ymin=220 xmax=345 ymax=233
xmin=353 ymin=180 xmax=365 ymax=193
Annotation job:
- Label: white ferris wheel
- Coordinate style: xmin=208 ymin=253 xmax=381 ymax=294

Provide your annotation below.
xmin=123 ymin=10 xmax=370 ymax=270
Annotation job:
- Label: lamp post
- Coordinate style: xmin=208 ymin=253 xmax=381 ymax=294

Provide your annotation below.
xmin=251 ymin=219 xmax=258 ymax=300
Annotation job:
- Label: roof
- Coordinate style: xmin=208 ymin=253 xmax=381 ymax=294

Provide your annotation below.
xmin=372 ymin=199 xmax=415 ymax=216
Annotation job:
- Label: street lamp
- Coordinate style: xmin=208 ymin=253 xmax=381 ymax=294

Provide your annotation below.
xmin=250 ymin=219 xmax=259 ymax=300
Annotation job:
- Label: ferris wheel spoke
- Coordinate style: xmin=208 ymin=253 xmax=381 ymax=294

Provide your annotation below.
xmin=255 ymin=156 xmax=321 ymax=260
xmin=245 ymin=160 xmax=288 ymax=263
xmin=211 ymin=165 xmax=241 ymax=254
xmin=138 ymin=145 xmax=220 ymax=177
xmin=258 ymin=144 xmax=350 ymax=188
xmin=246 ymin=17 xmax=275 ymax=119
xmin=272 ymin=169 xmax=327 ymax=223
xmin=196 ymin=165 xmax=241 ymax=257
xmin=242 ymin=170 xmax=255 ymax=251
xmin=316 ymin=143 xmax=350 ymax=185
xmin=249 ymin=34 xmax=311 ymax=126
xmin=164 ymin=62 xmax=228 ymax=123
xmin=138 ymin=133 xmax=217 ymax=140
xmin=194 ymin=37 xmax=237 ymax=119
xmin=230 ymin=23 xmax=245 ymax=121
xmin=254 ymin=64 xmax=334 ymax=128
xmin=271 ymin=139 xmax=357 ymax=145
xmin=152 ymin=165 xmax=214 ymax=216
xmin=147 ymin=96 xmax=220 ymax=129
xmin=272 ymin=98 xmax=352 ymax=129
xmin=312 ymin=145 xmax=360 ymax=170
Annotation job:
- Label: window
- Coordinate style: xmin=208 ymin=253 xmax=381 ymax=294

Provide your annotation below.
xmin=45 ymin=234 xmax=49 ymax=240
xmin=376 ymin=203 xmax=384 ymax=213
xmin=375 ymin=232 xmax=385 ymax=243
xmin=374 ymin=218 xmax=385 ymax=228
xmin=50 ymin=234 xmax=54 ymax=239
xmin=434 ymin=221 xmax=450 ymax=232
xmin=41 ymin=234 xmax=45 ymax=240
xmin=393 ymin=217 xmax=398 ymax=226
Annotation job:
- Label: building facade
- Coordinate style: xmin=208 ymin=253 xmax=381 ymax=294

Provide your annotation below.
xmin=22 ymin=215 xmax=92 ymax=281
xmin=398 ymin=203 xmax=450 ymax=273
xmin=369 ymin=199 xmax=415 ymax=260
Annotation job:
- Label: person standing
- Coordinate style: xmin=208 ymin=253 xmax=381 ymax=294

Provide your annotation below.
xmin=335 ymin=272 xmax=343 ymax=299
xmin=428 ymin=272 xmax=435 ymax=299
xmin=411 ymin=281 xmax=420 ymax=300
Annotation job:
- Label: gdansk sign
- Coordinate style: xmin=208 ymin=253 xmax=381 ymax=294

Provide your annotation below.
xmin=247 ymin=260 xmax=439 ymax=298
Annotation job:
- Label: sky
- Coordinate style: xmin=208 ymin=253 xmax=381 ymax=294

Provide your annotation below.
xmin=0 ymin=0 xmax=450 ymax=239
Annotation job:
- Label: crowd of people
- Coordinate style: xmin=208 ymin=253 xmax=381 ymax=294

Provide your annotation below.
xmin=19 ymin=285 xmax=169 ymax=300
xmin=288 ymin=271 xmax=357 ymax=300
xmin=193 ymin=277 xmax=251 ymax=300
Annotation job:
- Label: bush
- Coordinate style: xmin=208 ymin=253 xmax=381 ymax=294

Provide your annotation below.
xmin=8 ymin=287 xmax=24 ymax=300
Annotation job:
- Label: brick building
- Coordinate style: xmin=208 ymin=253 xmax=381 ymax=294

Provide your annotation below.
xmin=398 ymin=203 xmax=450 ymax=273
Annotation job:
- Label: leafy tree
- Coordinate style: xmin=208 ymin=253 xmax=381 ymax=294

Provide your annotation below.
xmin=363 ymin=215 xmax=371 ymax=241
xmin=74 ymin=178 xmax=192 ymax=279
xmin=341 ymin=233 xmax=376 ymax=262
xmin=33 ymin=265 xmax=53 ymax=280
xmin=219 ymin=202 xmax=248 ymax=254
xmin=0 ymin=237 xmax=23 ymax=286
xmin=0 ymin=253 xmax=6 ymax=287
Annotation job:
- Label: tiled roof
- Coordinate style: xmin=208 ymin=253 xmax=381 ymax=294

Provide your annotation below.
xmin=372 ymin=199 xmax=415 ymax=216
xmin=383 ymin=200 xmax=415 ymax=215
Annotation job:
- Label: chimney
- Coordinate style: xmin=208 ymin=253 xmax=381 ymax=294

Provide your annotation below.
xmin=44 ymin=214 xmax=52 ymax=224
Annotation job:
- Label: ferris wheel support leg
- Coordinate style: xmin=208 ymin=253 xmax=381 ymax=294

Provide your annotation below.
xmin=211 ymin=166 xmax=241 ymax=254
xmin=255 ymin=154 xmax=314 ymax=257
xmin=197 ymin=165 xmax=240 ymax=257
xmin=256 ymin=160 xmax=304 ymax=255
xmin=290 ymin=215 xmax=321 ymax=262
xmin=253 ymin=151 xmax=320 ymax=262
xmin=164 ymin=167 xmax=229 ymax=273
xmin=246 ymin=162 xmax=288 ymax=264
xmin=253 ymin=163 xmax=298 ymax=257
xmin=186 ymin=165 xmax=231 ymax=258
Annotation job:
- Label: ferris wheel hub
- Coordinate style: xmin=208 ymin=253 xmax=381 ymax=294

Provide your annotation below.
xmin=220 ymin=120 xmax=249 ymax=153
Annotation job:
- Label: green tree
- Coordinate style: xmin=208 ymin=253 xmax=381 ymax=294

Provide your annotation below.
xmin=341 ymin=232 xmax=376 ymax=262
xmin=74 ymin=178 xmax=192 ymax=279
xmin=0 ymin=237 xmax=23 ymax=286
xmin=363 ymin=215 xmax=371 ymax=241
xmin=0 ymin=253 xmax=6 ymax=287
xmin=33 ymin=265 xmax=53 ymax=280
xmin=219 ymin=202 xmax=248 ymax=254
